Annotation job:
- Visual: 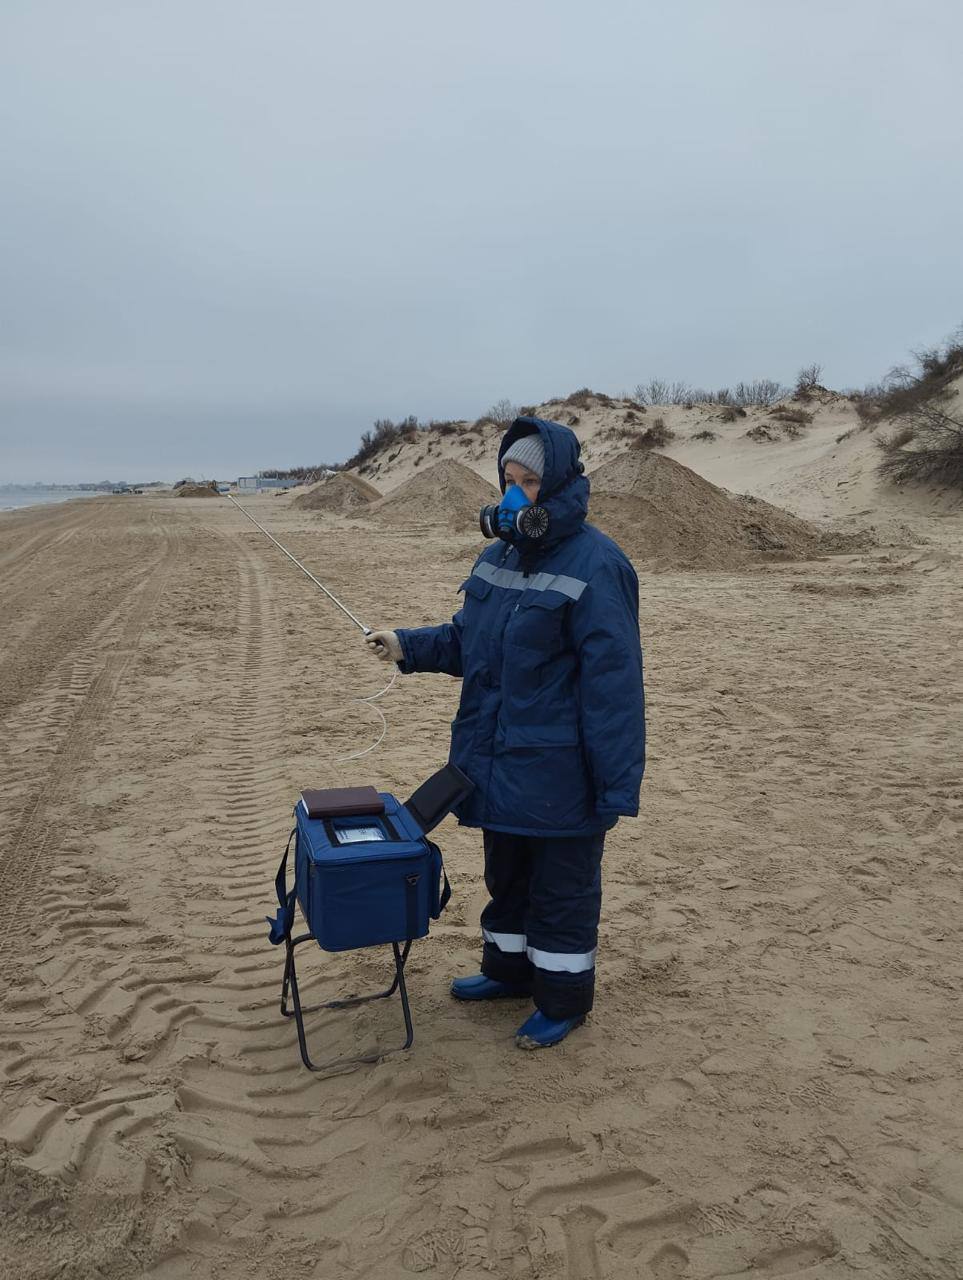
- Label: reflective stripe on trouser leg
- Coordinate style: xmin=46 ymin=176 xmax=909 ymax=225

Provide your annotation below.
xmin=526 ymin=944 xmax=597 ymax=972
xmin=482 ymin=928 xmax=526 ymax=952
xmin=479 ymin=830 xmax=535 ymax=986
xmin=526 ymin=832 xmax=605 ymax=1020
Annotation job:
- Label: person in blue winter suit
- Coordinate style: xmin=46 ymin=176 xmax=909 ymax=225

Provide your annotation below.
xmin=366 ymin=416 xmax=645 ymax=1049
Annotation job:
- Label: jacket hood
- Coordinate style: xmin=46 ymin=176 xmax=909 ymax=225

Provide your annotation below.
xmin=497 ymin=416 xmax=589 ymax=548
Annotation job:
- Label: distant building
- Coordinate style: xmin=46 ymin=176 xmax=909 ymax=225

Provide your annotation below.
xmin=237 ymin=476 xmax=294 ymax=491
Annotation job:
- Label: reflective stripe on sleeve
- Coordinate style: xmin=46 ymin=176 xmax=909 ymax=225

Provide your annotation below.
xmin=526 ymin=945 xmax=597 ymax=973
xmin=482 ymin=928 xmax=527 ymax=953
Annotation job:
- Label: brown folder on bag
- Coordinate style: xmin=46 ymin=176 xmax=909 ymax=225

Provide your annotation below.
xmin=299 ymin=786 xmax=385 ymax=819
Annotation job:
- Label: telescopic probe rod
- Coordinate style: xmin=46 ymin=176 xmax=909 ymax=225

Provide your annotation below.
xmin=227 ymin=493 xmax=371 ymax=635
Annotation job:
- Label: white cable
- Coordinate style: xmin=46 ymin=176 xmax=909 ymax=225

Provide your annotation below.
xmin=336 ymin=669 xmax=400 ymax=763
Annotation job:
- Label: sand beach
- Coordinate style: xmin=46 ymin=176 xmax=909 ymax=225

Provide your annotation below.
xmin=1 ymin=402 xmax=962 ymax=1278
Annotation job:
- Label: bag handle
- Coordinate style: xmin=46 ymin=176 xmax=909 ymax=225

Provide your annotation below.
xmin=428 ymin=841 xmax=451 ymax=919
xmin=265 ymin=827 xmax=298 ymax=945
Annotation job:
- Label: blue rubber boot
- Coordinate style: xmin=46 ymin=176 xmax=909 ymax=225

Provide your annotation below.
xmin=450 ymin=974 xmax=532 ymax=1001
xmin=514 ymin=1009 xmax=585 ymax=1049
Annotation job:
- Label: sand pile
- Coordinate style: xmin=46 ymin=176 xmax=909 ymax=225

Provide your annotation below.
xmin=293 ymin=471 xmax=380 ymax=514
xmin=588 ymin=448 xmax=825 ymax=568
xmin=174 ymin=483 xmax=219 ymax=498
xmin=369 ymin=459 xmax=499 ymax=530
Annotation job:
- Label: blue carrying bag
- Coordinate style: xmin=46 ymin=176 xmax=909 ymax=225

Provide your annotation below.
xmin=293 ymin=794 xmax=450 ymax=950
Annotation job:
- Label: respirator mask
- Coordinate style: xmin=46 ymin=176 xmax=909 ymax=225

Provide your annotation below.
xmin=480 ymin=484 xmax=550 ymax=543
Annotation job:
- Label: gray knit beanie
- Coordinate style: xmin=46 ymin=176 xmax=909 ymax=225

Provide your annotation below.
xmin=501 ymin=432 xmax=545 ymax=479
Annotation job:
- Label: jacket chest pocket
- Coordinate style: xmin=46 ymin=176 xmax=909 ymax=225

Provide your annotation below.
xmin=459 ymin=574 xmax=493 ymax=613
xmin=508 ymin=588 xmax=570 ymax=652
xmin=459 ymin=574 xmax=496 ymax=662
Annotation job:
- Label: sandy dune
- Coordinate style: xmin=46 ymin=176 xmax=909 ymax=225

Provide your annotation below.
xmin=356 ymin=386 xmax=963 ymax=531
xmin=1 ymin=471 xmax=961 ymax=1278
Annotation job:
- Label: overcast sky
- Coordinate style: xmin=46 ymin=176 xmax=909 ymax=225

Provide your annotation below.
xmin=2 ymin=1 xmax=962 ymax=482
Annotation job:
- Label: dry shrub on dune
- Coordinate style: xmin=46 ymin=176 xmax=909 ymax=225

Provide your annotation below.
xmin=856 ymin=334 xmax=963 ymax=424
xmin=771 ymin=407 xmax=814 ymax=427
xmin=856 ymin=330 xmax=963 ymax=489
xmin=633 ymin=418 xmax=675 ymax=448
xmin=745 ymin=424 xmax=777 ymax=443
xmin=794 ymin=363 xmax=824 ymax=400
xmin=562 ymin=387 xmax=617 ymax=410
xmin=876 ymin=404 xmax=963 ymax=488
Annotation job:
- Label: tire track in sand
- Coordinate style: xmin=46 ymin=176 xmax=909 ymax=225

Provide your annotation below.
xmin=0 ymin=508 xmax=186 ymax=952
xmin=0 ymin=501 xmax=141 ymax=721
xmin=0 ymin=526 xmax=305 ymax=1212
xmin=0 ymin=504 xmax=198 ymax=1264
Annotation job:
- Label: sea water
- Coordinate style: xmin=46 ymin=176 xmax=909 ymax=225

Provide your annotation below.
xmin=0 ymin=487 xmax=104 ymax=513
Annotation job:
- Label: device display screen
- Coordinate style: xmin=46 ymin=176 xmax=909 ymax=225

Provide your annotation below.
xmin=334 ymin=825 xmax=386 ymax=845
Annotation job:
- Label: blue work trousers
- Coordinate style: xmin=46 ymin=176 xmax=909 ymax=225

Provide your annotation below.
xmin=479 ymin=828 xmax=605 ymax=1020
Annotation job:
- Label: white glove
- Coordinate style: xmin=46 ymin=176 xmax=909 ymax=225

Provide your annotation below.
xmin=366 ymin=629 xmax=403 ymax=662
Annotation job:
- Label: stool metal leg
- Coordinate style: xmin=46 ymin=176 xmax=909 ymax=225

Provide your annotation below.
xmin=280 ymin=933 xmax=415 ymax=1071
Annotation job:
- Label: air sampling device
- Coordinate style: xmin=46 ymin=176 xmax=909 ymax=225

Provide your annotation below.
xmin=226 ymin=493 xmax=473 ymax=1069
xmin=266 ymin=763 xmax=473 ymax=1072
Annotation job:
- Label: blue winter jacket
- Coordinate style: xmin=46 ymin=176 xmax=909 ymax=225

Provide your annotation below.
xmin=396 ymin=416 xmax=645 ymax=837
